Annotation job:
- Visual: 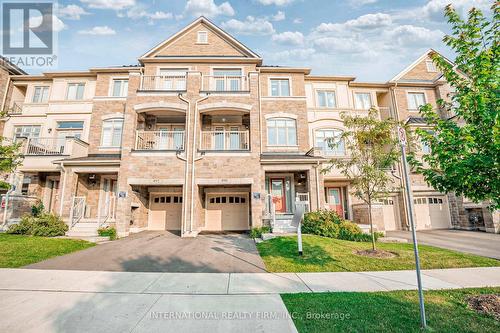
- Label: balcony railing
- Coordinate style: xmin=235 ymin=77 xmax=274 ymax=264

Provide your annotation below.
xmin=307 ymin=147 xmax=346 ymax=158
xmin=200 ymin=131 xmax=249 ymax=151
xmin=201 ymin=75 xmax=248 ymax=92
xmin=24 ymin=137 xmax=67 ymax=155
xmin=3 ymin=102 xmax=23 ymax=115
xmin=135 ymin=130 xmax=185 ymax=150
xmin=139 ymin=75 xmax=187 ymax=91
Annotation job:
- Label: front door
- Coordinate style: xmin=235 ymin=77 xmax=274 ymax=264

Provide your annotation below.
xmin=270 ymin=178 xmax=286 ymax=213
xmin=327 ymin=187 xmax=343 ymax=217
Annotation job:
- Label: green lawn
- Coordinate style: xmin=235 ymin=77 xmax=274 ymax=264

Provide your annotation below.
xmin=282 ymin=288 xmax=500 ymax=333
xmin=257 ymin=235 xmax=499 ymax=272
xmin=0 ymin=234 xmax=95 ymax=268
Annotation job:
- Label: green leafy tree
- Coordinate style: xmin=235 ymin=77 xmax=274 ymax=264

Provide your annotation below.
xmin=414 ymin=3 xmax=500 ymax=209
xmin=0 ymin=119 xmax=22 ymax=189
xmin=324 ymin=108 xmax=401 ymax=251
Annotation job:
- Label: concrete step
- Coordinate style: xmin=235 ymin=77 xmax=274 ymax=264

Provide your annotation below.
xmin=66 ymin=230 xmax=99 ymax=237
xmin=272 ymin=226 xmax=297 ymax=234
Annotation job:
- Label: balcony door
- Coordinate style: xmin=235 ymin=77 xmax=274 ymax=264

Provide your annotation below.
xmin=157 ymin=124 xmax=184 ymax=150
xmin=158 ymin=69 xmax=187 ymax=90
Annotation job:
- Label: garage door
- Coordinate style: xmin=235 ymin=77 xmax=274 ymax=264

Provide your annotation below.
xmin=380 ymin=197 xmax=400 ymax=231
xmin=149 ymin=195 xmax=182 ymax=230
xmin=206 ymin=194 xmax=249 ymax=231
xmin=414 ymin=196 xmax=451 ymax=230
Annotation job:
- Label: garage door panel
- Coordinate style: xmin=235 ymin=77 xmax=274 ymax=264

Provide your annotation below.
xmin=206 ymin=194 xmax=249 ymax=231
xmin=148 ymin=195 xmax=182 ymax=231
xmin=414 ymin=196 xmax=451 ymax=230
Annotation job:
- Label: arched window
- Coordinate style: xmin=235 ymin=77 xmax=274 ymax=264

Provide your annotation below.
xmin=315 ymin=129 xmax=345 ymax=155
xmin=267 ymin=118 xmax=297 ymax=146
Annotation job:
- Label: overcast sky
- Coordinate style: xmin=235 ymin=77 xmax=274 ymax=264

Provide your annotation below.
xmin=10 ymin=0 xmax=494 ymax=81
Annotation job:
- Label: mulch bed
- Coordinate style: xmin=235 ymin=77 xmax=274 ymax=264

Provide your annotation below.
xmin=467 ymin=294 xmax=500 ymax=321
xmin=354 ymin=249 xmax=397 ymax=258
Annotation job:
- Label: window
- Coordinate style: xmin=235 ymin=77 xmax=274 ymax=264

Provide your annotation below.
xmin=66 ymin=83 xmax=85 ymax=100
xmin=354 ymin=92 xmax=372 ymax=109
xmin=213 ymin=69 xmax=242 ymax=91
xmin=408 ymin=92 xmax=426 ymax=110
xmin=426 ymin=60 xmax=437 ymax=72
xmin=197 ymin=31 xmax=208 ymax=44
xmin=315 ymin=129 xmax=345 ymax=155
xmin=317 ymin=91 xmax=336 ymax=108
xmin=112 ymin=79 xmax=128 ymax=97
xmin=14 ymin=125 xmax=41 ymax=140
xmin=32 ymin=86 xmax=49 ymax=103
xmin=101 ymin=119 xmax=123 ymax=147
xmin=57 ymin=121 xmax=84 ymax=139
xmin=420 ymin=129 xmax=433 ymax=154
xmin=270 ymin=79 xmax=290 ymax=97
xmin=267 ymin=118 xmax=297 ymax=146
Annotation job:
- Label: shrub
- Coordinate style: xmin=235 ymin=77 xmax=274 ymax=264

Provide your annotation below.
xmin=7 ymin=213 xmax=68 ymax=237
xmin=249 ymin=226 xmax=271 ymax=239
xmin=31 ymin=201 xmax=45 ymax=217
xmin=302 ymin=209 xmax=379 ymax=242
xmin=98 ymin=226 xmax=117 ymax=240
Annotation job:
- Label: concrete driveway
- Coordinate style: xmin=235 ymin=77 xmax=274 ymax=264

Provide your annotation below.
xmin=26 ymin=231 xmax=267 ymax=273
xmin=386 ymin=229 xmax=500 ymax=260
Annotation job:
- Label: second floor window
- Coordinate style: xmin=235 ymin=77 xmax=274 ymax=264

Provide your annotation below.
xmin=354 ymin=92 xmax=372 ymax=109
xmin=57 ymin=121 xmax=84 ymax=139
xmin=317 ymin=91 xmax=336 ymax=108
xmin=66 ymin=83 xmax=85 ymax=100
xmin=408 ymin=92 xmax=426 ymax=110
xmin=270 ymin=79 xmax=290 ymax=97
xmin=14 ymin=125 xmax=41 ymax=140
xmin=213 ymin=69 xmax=242 ymax=91
xmin=315 ymin=129 xmax=345 ymax=155
xmin=267 ymin=118 xmax=297 ymax=146
xmin=101 ymin=119 xmax=123 ymax=147
xmin=32 ymin=86 xmax=49 ymax=103
xmin=112 ymin=79 xmax=128 ymax=97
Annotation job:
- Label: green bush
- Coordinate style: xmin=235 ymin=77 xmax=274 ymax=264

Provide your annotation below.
xmin=97 ymin=226 xmax=117 ymax=240
xmin=249 ymin=226 xmax=271 ymax=239
xmin=7 ymin=213 xmax=68 ymax=237
xmin=302 ymin=209 xmax=379 ymax=242
xmin=31 ymin=201 xmax=45 ymax=217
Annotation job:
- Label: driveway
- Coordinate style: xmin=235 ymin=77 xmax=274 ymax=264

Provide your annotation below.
xmin=386 ymin=229 xmax=500 ymax=260
xmin=26 ymin=231 xmax=267 ymax=273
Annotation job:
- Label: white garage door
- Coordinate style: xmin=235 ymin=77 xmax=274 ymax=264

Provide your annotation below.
xmin=380 ymin=197 xmax=400 ymax=231
xmin=206 ymin=194 xmax=249 ymax=231
xmin=149 ymin=194 xmax=182 ymax=230
xmin=414 ymin=196 xmax=451 ymax=230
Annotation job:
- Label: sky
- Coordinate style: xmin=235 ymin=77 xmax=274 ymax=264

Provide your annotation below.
xmin=4 ymin=0 xmax=494 ymax=81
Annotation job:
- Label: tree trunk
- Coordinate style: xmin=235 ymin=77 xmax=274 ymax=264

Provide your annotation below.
xmin=368 ymin=202 xmax=376 ymax=251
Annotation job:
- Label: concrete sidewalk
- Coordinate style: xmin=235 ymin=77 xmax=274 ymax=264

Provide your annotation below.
xmin=0 ymin=267 xmax=499 ymax=333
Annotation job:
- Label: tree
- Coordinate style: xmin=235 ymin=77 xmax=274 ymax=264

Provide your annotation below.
xmin=0 ymin=120 xmax=22 ymax=190
xmin=414 ymin=3 xmax=500 ymax=209
xmin=324 ymin=108 xmax=401 ymax=251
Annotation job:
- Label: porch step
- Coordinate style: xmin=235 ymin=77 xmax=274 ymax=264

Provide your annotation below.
xmin=272 ymin=218 xmax=297 ymax=234
xmin=67 ymin=220 xmax=101 ymax=237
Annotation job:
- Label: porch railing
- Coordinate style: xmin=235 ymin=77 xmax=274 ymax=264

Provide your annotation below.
xmin=100 ymin=196 xmax=116 ymax=227
xmin=70 ymin=196 xmax=86 ymax=228
xmin=139 ymin=75 xmax=187 ymax=91
xmin=200 ymin=131 xmax=249 ymax=151
xmin=296 ymin=192 xmax=310 ymax=213
xmin=25 ymin=137 xmax=67 ymax=155
xmin=201 ymin=75 xmax=249 ymax=92
xmin=135 ymin=130 xmax=185 ymax=150
xmin=264 ymin=193 xmax=276 ymax=228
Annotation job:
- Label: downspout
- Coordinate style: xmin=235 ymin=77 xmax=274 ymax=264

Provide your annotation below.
xmin=190 ymin=94 xmax=209 ymax=233
xmin=59 ymin=162 xmax=67 ymax=217
xmin=178 ymin=93 xmax=190 ymax=235
xmin=257 ymin=69 xmax=263 ymax=155
xmin=315 ymin=161 xmax=321 ymax=210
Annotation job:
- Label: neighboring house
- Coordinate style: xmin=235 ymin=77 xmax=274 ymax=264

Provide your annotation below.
xmin=0 ymin=18 xmax=497 ymax=236
xmin=0 ymin=56 xmax=26 ymax=136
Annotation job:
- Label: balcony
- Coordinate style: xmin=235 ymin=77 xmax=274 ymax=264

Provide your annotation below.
xmin=3 ymin=101 xmax=23 ymax=115
xmin=200 ymin=131 xmax=249 ymax=151
xmin=17 ymin=137 xmax=89 ymax=171
xmin=307 ymin=147 xmax=346 ymax=158
xmin=201 ymin=75 xmax=249 ymax=93
xmin=139 ymin=75 xmax=187 ymax=92
xmin=135 ymin=130 xmax=185 ymax=151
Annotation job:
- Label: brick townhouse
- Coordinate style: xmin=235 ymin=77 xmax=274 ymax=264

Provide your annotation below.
xmin=0 ymin=17 xmax=497 ymax=237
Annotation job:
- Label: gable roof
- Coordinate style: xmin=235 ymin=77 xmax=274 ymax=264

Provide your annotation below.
xmin=139 ymin=16 xmax=261 ymax=61
xmin=389 ymin=49 xmax=455 ymax=83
